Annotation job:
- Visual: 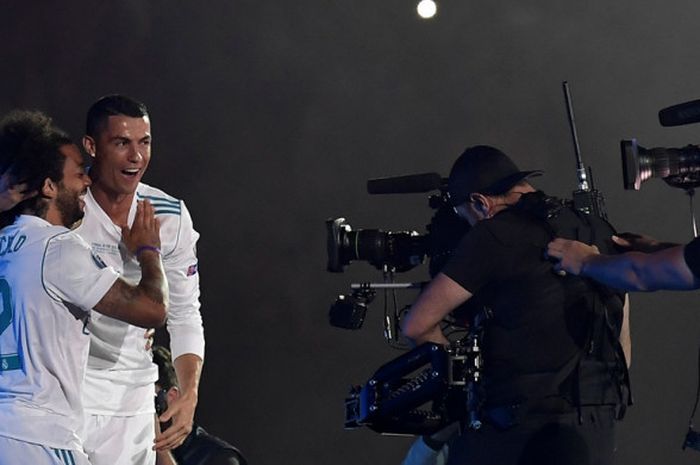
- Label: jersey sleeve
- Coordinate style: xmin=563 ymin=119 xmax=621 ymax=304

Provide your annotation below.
xmin=440 ymin=222 xmax=502 ymax=294
xmin=42 ymin=232 xmax=120 ymax=311
xmin=164 ymin=201 xmax=205 ymax=361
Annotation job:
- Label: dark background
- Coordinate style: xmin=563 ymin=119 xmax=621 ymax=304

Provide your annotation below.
xmin=3 ymin=1 xmax=700 ymax=463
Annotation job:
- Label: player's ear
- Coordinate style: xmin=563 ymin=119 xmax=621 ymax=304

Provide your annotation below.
xmin=40 ymin=177 xmax=57 ymax=199
xmin=82 ymin=136 xmax=96 ymax=158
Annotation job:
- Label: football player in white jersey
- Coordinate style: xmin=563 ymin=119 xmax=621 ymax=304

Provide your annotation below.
xmin=0 ymin=110 xmax=168 ymax=465
xmin=77 ymin=95 xmax=205 ymax=465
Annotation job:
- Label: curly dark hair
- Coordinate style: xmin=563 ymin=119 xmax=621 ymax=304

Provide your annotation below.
xmin=0 ymin=110 xmax=72 ymax=225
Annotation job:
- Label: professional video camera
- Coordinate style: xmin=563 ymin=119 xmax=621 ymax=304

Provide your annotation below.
xmin=621 ymin=99 xmax=700 ymax=191
xmin=325 ymin=173 xmax=470 ymax=339
xmin=622 ymin=98 xmax=700 ymax=453
xmin=326 ymin=173 xmax=469 ymax=275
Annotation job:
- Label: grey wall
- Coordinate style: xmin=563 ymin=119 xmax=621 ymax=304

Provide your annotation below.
xmin=3 ymin=1 xmax=700 ymax=463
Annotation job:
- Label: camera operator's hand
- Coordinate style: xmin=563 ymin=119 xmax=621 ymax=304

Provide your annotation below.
xmin=612 ymin=232 xmax=679 ymax=253
xmin=546 ymin=238 xmax=599 ymax=276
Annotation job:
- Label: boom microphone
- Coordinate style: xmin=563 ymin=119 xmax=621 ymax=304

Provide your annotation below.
xmin=659 ymin=99 xmax=700 ymax=127
xmin=367 ymin=173 xmax=445 ymax=194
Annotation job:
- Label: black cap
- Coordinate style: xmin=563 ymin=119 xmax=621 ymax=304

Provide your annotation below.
xmin=447 ymin=145 xmax=542 ymax=206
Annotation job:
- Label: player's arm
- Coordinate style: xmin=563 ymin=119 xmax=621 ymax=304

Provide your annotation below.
xmin=154 ymin=353 xmax=203 ymax=451
xmin=155 ymin=201 xmax=204 ymax=451
xmin=401 ymin=273 xmax=473 ymax=345
xmin=94 ymin=200 xmax=168 ymax=328
xmin=547 ymin=239 xmax=700 ymax=291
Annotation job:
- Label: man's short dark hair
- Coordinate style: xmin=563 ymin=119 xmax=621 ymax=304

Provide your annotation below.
xmin=85 ymin=94 xmax=149 ymax=138
xmin=153 ymin=345 xmax=179 ymax=391
xmin=0 ymin=110 xmax=71 ymax=223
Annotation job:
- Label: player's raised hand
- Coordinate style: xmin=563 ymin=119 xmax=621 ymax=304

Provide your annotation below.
xmin=122 ymin=199 xmax=161 ymax=257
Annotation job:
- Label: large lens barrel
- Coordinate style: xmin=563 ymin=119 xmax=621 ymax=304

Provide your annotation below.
xmin=622 ymin=139 xmax=700 ymax=190
xmin=326 ymin=218 xmax=426 ymax=272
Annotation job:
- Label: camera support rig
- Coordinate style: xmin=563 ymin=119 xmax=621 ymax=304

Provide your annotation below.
xmin=344 ymin=306 xmax=490 ymax=435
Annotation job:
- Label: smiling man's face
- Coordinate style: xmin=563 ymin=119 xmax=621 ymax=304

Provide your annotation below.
xmin=87 ymin=115 xmax=151 ymax=197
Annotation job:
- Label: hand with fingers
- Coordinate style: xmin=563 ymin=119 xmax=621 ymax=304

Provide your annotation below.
xmin=612 ymin=232 xmax=678 ymax=253
xmin=144 ymin=328 xmax=155 ymax=350
xmin=546 ymin=238 xmax=600 ymax=276
xmin=153 ymin=390 xmax=197 ymax=451
xmin=0 ymin=172 xmax=37 ymax=212
xmin=122 ymin=199 xmax=162 ymax=258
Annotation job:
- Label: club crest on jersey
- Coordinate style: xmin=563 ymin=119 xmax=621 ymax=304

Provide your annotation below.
xmin=187 ymin=263 xmax=198 ymax=276
xmin=91 ymin=251 xmax=108 ymax=269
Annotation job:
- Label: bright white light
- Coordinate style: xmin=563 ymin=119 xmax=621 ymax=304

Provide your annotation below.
xmin=417 ymin=0 xmax=437 ymax=19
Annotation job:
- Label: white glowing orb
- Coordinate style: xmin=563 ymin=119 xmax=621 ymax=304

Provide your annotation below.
xmin=417 ymin=0 xmax=437 ymax=18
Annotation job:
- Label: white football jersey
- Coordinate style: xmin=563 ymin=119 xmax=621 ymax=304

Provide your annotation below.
xmin=0 ymin=215 xmax=119 ymax=450
xmin=76 ymin=183 xmax=204 ymax=415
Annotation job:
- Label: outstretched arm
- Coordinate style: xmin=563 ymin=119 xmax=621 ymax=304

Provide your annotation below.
xmin=155 ymin=201 xmax=204 ymax=451
xmin=547 ymin=238 xmax=700 ymax=291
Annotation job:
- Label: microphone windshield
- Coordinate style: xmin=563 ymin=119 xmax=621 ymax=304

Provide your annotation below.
xmin=659 ymin=99 xmax=700 ymax=127
xmin=367 ymin=173 xmax=444 ymax=194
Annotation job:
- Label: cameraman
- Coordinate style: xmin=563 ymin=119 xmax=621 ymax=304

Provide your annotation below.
xmin=401 ymin=145 xmax=631 ymax=465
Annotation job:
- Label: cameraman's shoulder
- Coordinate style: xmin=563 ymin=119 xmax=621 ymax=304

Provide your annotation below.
xmin=480 ymin=209 xmax=537 ymax=246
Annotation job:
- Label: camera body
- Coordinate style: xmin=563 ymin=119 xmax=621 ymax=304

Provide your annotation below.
xmin=325 ymin=192 xmax=470 ymax=338
xmin=326 ymin=194 xmax=470 ymax=276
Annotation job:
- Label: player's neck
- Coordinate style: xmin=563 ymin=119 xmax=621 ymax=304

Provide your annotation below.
xmin=41 ymin=204 xmax=68 ymax=228
xmin=90 ymin=184 xmax=135 ymax=226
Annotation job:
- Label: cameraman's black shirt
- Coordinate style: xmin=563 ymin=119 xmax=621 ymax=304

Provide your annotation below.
xmin=173 ymin=424 xmax=247 ymax=465
xmin=441 ymin=197 xmax=622 ymax=408
xmin=684 ymin=236 xmax=700 ymax=278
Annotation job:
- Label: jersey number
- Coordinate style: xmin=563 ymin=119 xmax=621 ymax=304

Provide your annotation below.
xmin=0 ymin=278 xmax=19 ymax=371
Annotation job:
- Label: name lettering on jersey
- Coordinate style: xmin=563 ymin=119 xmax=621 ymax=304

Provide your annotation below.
xmin=0 ymin=234 xmax=26 ymax=256
xmin=92 ymin=242 xmax=119 ymax=256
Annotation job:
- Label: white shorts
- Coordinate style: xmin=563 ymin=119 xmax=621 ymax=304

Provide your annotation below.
xmin=81 ymin=413 xmax=155 ymax=465
xmin=0 ymin=435 xmax=91 ymax=465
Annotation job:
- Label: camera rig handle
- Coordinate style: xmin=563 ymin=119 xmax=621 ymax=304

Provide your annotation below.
xmin=344 ymin=342 xmax=451 ymax=435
